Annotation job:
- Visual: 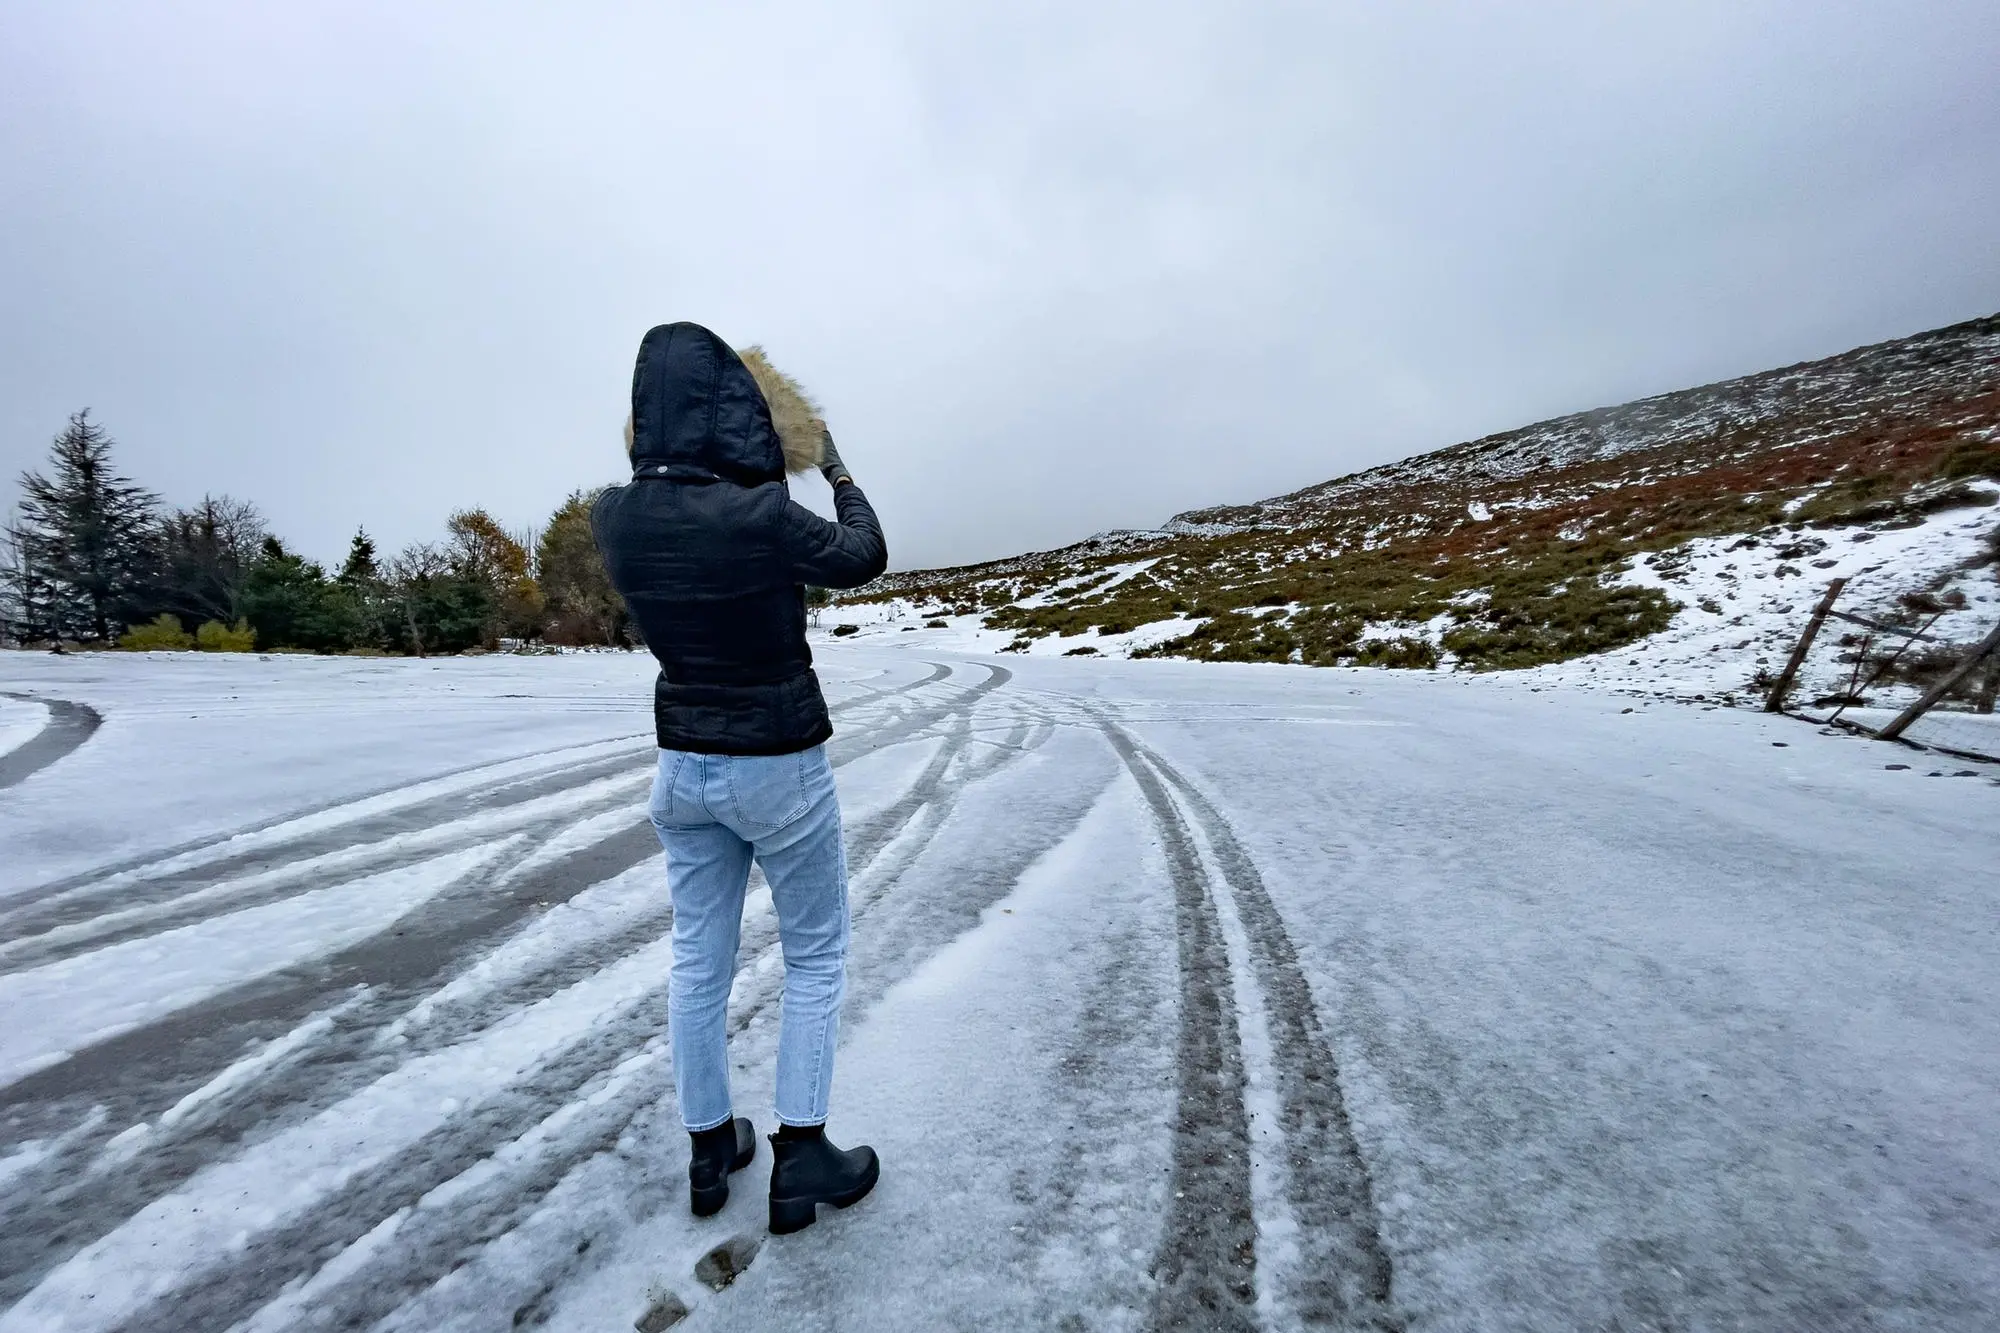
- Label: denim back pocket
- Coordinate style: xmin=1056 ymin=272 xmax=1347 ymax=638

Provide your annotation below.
xmin=724 ymin=751 xmax=811 ymax=834
xmin=649 ymin=751 xmax=699 ymax=829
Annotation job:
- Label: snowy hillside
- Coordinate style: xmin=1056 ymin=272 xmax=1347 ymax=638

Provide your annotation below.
xmin=1179 ymin=312 xmax=2000 ymax=528
xmin=842 ymin=313 xmax=2000 ymax=718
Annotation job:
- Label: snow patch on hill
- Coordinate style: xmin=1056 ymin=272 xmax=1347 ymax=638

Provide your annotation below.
xmin=1520 ymin=492 xmax=1999 ymax=703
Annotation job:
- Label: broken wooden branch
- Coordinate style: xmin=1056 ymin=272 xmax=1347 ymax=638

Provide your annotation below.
xmin=1764 ymin=578 xmax=1848 ymax=714
xmin=1875 ymin=620 xmax=2000 ymax=741
xmin=1825 ymin=609 xmax=1944 ymax=643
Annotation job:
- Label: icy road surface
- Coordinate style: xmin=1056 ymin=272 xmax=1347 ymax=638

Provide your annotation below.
xmin=0 ymin=647 xmax=1994 ymax=1332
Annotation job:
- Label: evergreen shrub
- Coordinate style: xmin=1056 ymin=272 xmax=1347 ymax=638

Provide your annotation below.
xmin=119 ymin=614 xmax=194 ymax=650
xmin=197 ymin=619 xmax=257 ymax=651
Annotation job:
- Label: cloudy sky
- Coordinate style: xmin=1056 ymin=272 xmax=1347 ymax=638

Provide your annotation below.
xmin=3 ymin=1 xmax=1997 ymax=572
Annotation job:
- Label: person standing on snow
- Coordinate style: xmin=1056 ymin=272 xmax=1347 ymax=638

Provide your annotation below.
xmin=592 ymin=322 xmax=887 ymax=1234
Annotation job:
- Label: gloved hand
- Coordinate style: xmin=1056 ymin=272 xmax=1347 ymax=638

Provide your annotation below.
xmin=816 ymin=422 xmax=852 ymax=486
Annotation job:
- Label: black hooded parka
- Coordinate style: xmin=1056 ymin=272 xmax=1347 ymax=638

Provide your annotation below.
xmin=592 ymin=323 xmax=887 ymax=755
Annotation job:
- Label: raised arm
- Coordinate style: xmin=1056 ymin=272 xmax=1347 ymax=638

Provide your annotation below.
xmin=777 ymin=426 xmax=887 ymax=589
xmin=779 ymin=476 xmax=887 ymax=590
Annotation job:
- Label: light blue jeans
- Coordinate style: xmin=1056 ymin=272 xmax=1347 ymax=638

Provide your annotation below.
xmin=649 ymin=744 xmax=850 ymax=1131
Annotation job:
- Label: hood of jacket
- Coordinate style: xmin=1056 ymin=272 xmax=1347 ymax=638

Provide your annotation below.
xmin=628 ymin=323 xmax=823 ymax=485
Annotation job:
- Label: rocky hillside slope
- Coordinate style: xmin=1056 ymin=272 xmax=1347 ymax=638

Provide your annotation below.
xmin=840 ymin=313 xmax=2000 ymax=707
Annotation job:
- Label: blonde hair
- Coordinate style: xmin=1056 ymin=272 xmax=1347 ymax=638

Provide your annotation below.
xmin=738 ymin=345 xmax=825 ymax=474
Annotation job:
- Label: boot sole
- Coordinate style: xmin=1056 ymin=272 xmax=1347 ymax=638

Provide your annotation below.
xmin=768 ymin=1156 xmax=880 ymax=1235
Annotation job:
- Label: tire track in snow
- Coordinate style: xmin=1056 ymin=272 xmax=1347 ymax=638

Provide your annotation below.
xmin=0 ymin=771 xmax=656 ymax=975
xmin=1107 ymin=720 xmax=1401 ymax=1331
xmin=0 ymin=745 xmax=654 ymax=942
xmin=1099 ymin=722 xmax=1261 ymax=1333
xmin=0 ymin=656 xmax=948 ymax=938
xmin=825 ymin=661 xmax=1012 ymax=766
xmin=0 ymin=662 xmax=1025 ymax=1322
xmin=1 ymin=815 xmax=707 ymax=1308
xmin=0 ymin=735 xmax=651 ymax=916
xmin=0 ymin=695 xmax=101 ymax=792
xmin=86 ymin=1004 xmax=679 ymax=1333
xmin=0 ymin=661 xmax=974 ymax=976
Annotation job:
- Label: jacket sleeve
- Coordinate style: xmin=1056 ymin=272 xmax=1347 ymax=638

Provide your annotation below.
xmin=777 ymin=481 xmax=887 ymax=590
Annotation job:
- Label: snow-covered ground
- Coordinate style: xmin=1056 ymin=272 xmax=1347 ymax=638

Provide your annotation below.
xmin=0 ymin=645 xmax=1996 ymax=1331
xmin=0 ymin=698 xmax=49 ymax=764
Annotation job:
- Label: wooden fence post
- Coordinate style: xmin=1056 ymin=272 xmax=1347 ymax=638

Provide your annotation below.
xmin=1875 ymin=620 xmax=2000 ymax=741
xmin=1763 ymin=578 xmax=1848 ymax=713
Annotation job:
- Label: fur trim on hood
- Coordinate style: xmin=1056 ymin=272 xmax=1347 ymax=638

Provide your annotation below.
xmin=736 ymin=345 xmax=825 ymax=474
xmin=623 ymin=343 xmax=825 ymax=477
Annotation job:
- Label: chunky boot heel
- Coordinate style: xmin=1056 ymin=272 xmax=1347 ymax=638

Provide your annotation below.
xmin=688 ymin=1117 xmax=757 ymax=1218
xmin=767 ymin=1128 xmax=879 ymax=1235
xmin=769 ymin=1195 xmax=818 ymax=1234
xmin=691 ymin=1177 xmax=730 ymax=1218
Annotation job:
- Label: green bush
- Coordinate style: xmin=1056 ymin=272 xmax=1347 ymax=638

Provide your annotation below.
xmin=118 ymin=613 xmax=194 ymax=650
xmin=1294 ymin=606 xmax=1364 ymax=665
xmin=1444 ymin=581 xmax=1675 ymax=669
xmin=1793 ymin=476 xmax=1900 ymax=527
xmin=1354 ymin=636 xmax=1440 ymax=669
xmin=1936 ymin=439 xmax=2000 ymax=482
xmin=1138 ymin=608 xmax=1299 ymax=663
xmin=196 ymin=619 xmax=256 ymax=651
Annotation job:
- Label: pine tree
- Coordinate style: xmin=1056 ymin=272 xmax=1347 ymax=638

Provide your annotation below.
xmin=0 ymin=520 xmax=55 ymax=646
xmin=9 ymin=411 xmax=160 ymax=642
xmin=338 ymin=529 xmax=381 ymax=585
xmin=239 ymin=535 xmax=361 ymax=651
xmin=332 ymin=527 xmax=390 ymax=650
xmin=324 ymin=528 xmax=390 ymax=652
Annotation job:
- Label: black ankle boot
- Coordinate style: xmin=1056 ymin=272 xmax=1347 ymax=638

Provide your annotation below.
xmin=767 ymin=1126 xmax=879 ymax=1234
xmin=689 ymin=1117 xmax=757 ymax=1217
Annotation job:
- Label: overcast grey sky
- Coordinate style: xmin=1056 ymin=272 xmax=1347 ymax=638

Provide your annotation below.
xmin=3 ymin=1 xmax=1997 ymax=571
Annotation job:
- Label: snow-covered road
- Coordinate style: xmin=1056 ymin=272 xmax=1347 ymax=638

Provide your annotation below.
xmin=0 ymin=647 xmax=1994 ymax=1331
